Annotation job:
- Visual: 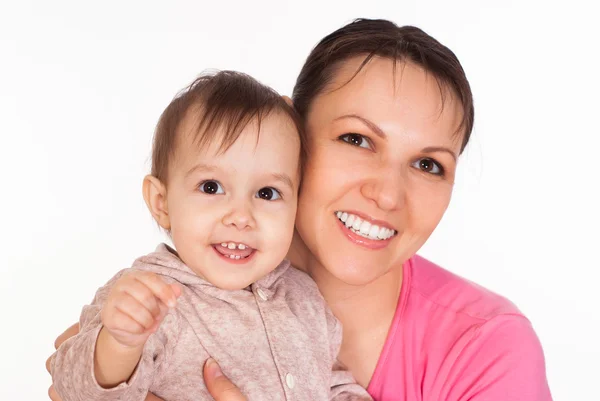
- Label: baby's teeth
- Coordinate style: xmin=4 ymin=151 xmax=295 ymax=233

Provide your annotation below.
xmin=359 ymin=221 xmax=371 ymax=235
xmin=238 ymin=244 xmax=246 ymax=250
xmin=221 ymin=243 xmax=227 ymax=247
xmin=352 ymin=217 xmax=362 ymax=231
xmin=227 ymin=242 xmax=236 ymax=250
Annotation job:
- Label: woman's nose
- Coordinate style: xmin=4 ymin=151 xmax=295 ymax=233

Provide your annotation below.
xmin=360 ymin=167 xmax=406 ymax=211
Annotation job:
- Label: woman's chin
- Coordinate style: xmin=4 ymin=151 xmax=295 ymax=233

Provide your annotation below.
xmin=321 ymin=250 xmax=392 ymax=286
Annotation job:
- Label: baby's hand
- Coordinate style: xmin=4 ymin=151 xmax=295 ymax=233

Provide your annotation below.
xmin=101 ymin=271 xmax=181 ymax=348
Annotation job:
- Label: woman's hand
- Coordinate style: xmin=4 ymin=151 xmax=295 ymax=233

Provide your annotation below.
xmin=203 ymin=358 xmax=247 ymax=401
xmin=47 ymin=324 xmax=246 ymax=401
xmin=46 ymin=322 xmax=79 ymax=400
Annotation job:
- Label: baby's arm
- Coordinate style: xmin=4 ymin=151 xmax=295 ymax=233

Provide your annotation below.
xmin=95 ymin=270 xmax=180 ymax=387
xmin=49 ymin=269 xmax=180 ymax=401
xmin=326 ymin=312 xmax=373 ymax=401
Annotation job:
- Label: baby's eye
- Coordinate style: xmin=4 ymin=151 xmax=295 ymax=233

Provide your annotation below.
xmin=256 ymin=187 xmax=281 ymax=201
xmin=412 ymin=158 xmax=444 ymax=176
xmin=199 ymin=180 xmax=224 ymax=195
xmin=339 ymin=133 xmax=373 ymax=150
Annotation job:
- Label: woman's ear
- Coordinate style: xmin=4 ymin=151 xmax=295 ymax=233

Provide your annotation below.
xmin=143 ymin=175 xmax=171 ymax=230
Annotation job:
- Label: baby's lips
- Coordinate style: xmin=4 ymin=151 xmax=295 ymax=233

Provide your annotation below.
xmin=214 ymin=243 xmax=255 ymax=258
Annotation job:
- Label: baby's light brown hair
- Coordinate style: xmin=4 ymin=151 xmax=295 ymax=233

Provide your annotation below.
xmin=151 ymin=70 xmax=306 ymax=183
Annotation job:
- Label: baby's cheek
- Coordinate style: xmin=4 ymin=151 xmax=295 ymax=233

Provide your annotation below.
xmin=262 ymin=213 xmax=296 ymax=256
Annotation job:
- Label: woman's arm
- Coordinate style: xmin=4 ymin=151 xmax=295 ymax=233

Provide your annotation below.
xmin=47 ymin=324 xmax=247 ymax=401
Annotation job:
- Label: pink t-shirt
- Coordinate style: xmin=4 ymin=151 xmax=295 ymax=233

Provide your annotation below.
xmin=367 ymin=255 xmax=552 ymax=401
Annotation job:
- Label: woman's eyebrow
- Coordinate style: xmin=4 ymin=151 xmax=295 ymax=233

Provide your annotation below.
xmin=333 ymin=114 xmax=386 ymax=139
xmin=422 ymin=146 xmax=457 ymax=161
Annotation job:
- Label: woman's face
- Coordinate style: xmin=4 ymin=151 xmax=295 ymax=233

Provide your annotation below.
xmin=296 ymin=56 xmax=464 ymax=285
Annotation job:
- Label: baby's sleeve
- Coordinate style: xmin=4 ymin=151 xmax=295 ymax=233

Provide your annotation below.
xmin=326 ymin=310 xmax=373 ymax=401
xmin=50 ymin=269 xmax=168 ymax=401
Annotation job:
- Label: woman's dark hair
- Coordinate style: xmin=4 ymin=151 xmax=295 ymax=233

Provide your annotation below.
xmin=292 ymin=18 xmax=474 ymax=153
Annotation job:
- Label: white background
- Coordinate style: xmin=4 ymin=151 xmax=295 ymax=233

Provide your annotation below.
xmin=1 ymin=0 xmax=598 ymax=399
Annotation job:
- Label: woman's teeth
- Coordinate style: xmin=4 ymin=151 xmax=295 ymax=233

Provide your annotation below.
xmin=335 ymin=211 xmax=396 ymax=240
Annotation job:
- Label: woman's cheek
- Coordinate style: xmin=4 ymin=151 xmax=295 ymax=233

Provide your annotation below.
xmin=409 ymin=178 xmax=453 ymax=230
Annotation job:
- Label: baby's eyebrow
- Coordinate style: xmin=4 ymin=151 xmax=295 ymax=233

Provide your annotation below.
xmin=185 ymin=163 xmax=218 ymax=178
xmin=271 ymin=173 xmax=294 ymax=190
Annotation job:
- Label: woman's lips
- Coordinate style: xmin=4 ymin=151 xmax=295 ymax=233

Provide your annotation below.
xmin=335 ymin=217 xmax=395 ymax=250
xmin=335 ymin=211 xmax=397 ymax=240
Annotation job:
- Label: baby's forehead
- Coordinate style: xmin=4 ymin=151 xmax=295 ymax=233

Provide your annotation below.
xmin=167 ymin=115 xmax=300 ymax=189
xmin=173 ymin=109 xmax=256 ymax=157
xmin=172 ymin=111 xmax=297 ymax=165
xmin=177 ymin=106 xmax=295 ymax=148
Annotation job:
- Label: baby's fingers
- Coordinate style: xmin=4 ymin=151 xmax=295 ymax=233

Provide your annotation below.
xmin=121 ymin=278 xmax=161 ymax=317
xmin=103 ymin=304 xmax=147 ymax=334
xmin=115 ymin=293 xmax=157 ymax=330
xmin=134 ymin=272 xmax=179 ymax=308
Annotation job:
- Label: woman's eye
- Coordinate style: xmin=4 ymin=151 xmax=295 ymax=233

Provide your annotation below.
xmin=413 ymin=158 xmax=444 ymax=176
xmin=339 ymin=133 xmax=372 ymax=150
xmin=199 ymin=180 xmax=224 ymax=195
xmin=256 ymin=187 xmax=281 ymax=201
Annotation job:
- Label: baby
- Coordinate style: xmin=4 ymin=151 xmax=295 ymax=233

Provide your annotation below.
xmin=50 ymin=71 xmax=371 ymax=401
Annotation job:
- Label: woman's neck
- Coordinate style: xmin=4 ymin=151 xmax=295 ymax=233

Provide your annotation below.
xmin=307 ymin=258 xmax=403 ymax=334
xmin=305 ymin=255 xmax=403 ymax=387
xmin=287 ymin=231 xmax=404 ymax=385
xmin=288 ymin=231 xmax=403 ymax=334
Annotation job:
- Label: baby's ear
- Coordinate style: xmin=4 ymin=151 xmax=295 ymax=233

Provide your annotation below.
xmin=142 ymin=175 xmax=171 ymax=230
xmin=282 ymin=95 xmax=293 ymax=107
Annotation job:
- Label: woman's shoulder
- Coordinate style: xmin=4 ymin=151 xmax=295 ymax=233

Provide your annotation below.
xmin=407 ymin=254 xmax=524 ymax=322
xmin=370 ymin=256 xmax=552 ymax=400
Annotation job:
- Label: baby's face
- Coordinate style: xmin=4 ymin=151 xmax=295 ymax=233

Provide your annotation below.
xmin=164 ymin=112 xmax=300 ymax=290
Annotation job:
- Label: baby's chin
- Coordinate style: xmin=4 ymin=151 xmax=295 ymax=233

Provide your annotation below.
xmin=184 ymin=247 xmax=289 ymax=290
xmin=208 ymin=275 xmax=255 ymax=291
xmin=183 ymin=267 xmax=246 ymax=290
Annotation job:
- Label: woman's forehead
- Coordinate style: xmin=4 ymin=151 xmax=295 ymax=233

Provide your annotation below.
xmin=325 ymin=57 xmax=454 ymax=112
xmin=309 ymin=56 xmax=464 ymax=148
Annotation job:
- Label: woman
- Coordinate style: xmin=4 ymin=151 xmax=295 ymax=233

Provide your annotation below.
xmin=47 ymin=18 xmax=552 ymax=401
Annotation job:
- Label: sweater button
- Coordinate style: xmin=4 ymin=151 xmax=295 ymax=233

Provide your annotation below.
xmin=285 ymin=373 xmax=295 ymax=389
xmin=257 ymin=288 xmax=268 ymax=301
